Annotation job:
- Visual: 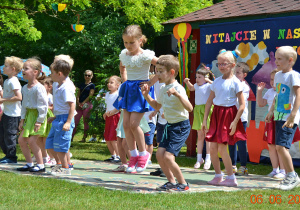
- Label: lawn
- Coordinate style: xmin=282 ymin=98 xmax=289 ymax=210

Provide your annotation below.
xmin=0 ymin=134 xmax=299 ymax=209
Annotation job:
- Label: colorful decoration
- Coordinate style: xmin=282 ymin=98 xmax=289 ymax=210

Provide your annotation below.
xmin=51 ymin=3 xmax=67 ymax=12
xmin=71 ymin=14 xmax=84 ymax=32
xmin=173 ymin=23 xmax=192 ymax=88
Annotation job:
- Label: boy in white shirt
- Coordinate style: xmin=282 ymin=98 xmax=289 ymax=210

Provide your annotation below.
xmin=45 ymin=59 xmax=76 ymax=175
xmin=229 ymin=62 xmax=250 ymax=175
xmin=266 ymin=46 xmax=300 ymax=190
xmin=0 ymin=56 xmax=23 ymax=164
xmin=142 ymin=55 xmax=193 ymax=192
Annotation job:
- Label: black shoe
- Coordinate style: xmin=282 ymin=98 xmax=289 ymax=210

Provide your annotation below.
xmin=17 ymin=164 xmax=33 ymax=171
xmin=29 ymin=165 xmax=46 ymax=173
xmin=160 ymin=173 xmax=166 ymax=177
xmin=104 ymin=157 xmax=114 ymax=162
xmin=150 ymin=168 xmax=162 ymax=176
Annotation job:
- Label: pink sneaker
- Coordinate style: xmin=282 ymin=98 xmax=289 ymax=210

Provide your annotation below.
xmin=207 ymin=176 xmax=223 ymax=185
xmin=45 ymin=159 xmax=57 ymax=167
xmin=126 ymin=156 xmax=139 ymax=173
xmin=136 ymin=152 xmax=150 ymax=173
xmin=218 ymin=178 xmax=238 ymax=187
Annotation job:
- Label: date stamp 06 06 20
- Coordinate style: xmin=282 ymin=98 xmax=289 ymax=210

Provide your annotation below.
xmin=250 ymin=195 xmax=300 ymax=204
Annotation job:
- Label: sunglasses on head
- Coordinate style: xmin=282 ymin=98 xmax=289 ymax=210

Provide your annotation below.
xmin=84 ymin=74 xmax=92 ymax=77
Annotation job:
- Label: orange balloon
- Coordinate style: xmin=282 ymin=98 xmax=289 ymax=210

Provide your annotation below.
xmin=173 ymin=24 xmax=180 ymax=40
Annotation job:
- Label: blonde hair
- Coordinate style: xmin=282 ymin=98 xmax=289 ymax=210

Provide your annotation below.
xmin=4 ymin=56 xmax=23 ymax=73
xmin=25 ymin=57 xmax=46 ymax=82
xmin=157 ymin=55 xmax=179 ymax=77
xmin=108 ymin=75 xmax=122 ymax=84
xmin=123 ymin=25 xmax=147 ymax=47
xmin=217 ymin=49 xmax=241 ymax=63
xmin=85 ymin=70 xmax=93 ymax=77
xmin=276 ymin=46 xmax=297 ymax=66
xmin=54 ymin=54 xmax=74 ymax=69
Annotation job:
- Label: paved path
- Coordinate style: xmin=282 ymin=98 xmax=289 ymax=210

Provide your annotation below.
xmin=0 ymin=160 xmax=280 ymax=193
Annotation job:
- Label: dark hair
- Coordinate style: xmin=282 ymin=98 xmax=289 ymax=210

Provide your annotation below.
xmin=196 ymin=63 xmax=214 ymax=81
xmin=40 ymin=76 xmax=53 ymax=86
xmin=50 ymin=60 xmax=71 ymax=77
xmin=156 ymin=55 xmax=179 ymax=77
xmin=236 ymin=62 xmax=250 ymax=74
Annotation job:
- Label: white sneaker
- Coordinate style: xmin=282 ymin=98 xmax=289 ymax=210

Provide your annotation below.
xmin=278 ymin=174 xmax=300 ymax=190
xmin=45 ymin=159 xmax=57 ymax=167
xmin=274 ymin=172 xmax=286 ymax=180
xmin=101 ymin=139 xmax=106 ymax=143
xmin=268 ymin=170 xmax=279 ymax=177
xmin=51 ymin=167 xmax=71 ymax=176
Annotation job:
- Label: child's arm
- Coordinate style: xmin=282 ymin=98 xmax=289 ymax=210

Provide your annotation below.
xmin=0 ymin=89 xmax=22 ymax=104
xmin=265 ymin=98 xmax=275 ymax=123
xmin=202 ymin=91 xmax=214 ymax=132
xmin=63 ymin=102 xmax=75 ymax=131
xmin=256 ymin=82 xmax=268 ymax=107
xmin=141 ymin=85 xmax=162 ymax=110
xmin=183 ymin=78 xmax=195 ymax=91
xmin=0 ymin=90 xmax=3 ymax=98
xmin=106 ymin=108 xmax=120 ymax=118
xmin=120 ymin=61 xmax=127 ymax=82
xmin=283 ymin=86 xmax=300 ymax=128
xmin=205 ymin=78 xmax=213 ymax=84
xmin=229 ymin=91 xmax=245 ymax=135
xmin=167 ymin=88 xmax=193 ymax=112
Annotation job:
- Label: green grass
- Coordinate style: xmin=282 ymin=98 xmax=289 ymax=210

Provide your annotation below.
xmin=0 ymin=134 xmax=299 ymax=209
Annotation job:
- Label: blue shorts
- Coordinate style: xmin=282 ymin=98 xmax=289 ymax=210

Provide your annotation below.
xmin=144 ymin=122 xmax=155 ymax=145
xmin=156 ymin=122 xmax=166 ymax=144
xmin=275 ymin=121 xmax=297 ymax=149
xmin=45 ymin=114 xmax=75 ymax=153
xmin=159 ymin=119 xmax=190 ymax=156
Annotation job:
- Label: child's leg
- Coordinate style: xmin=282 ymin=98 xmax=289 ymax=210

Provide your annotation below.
xmin=228 ymin=144 xmax=237 ymax=167
xmin=125 ymin=111 xmax=145 ymax=152
xmin=146 ymin=144 xmax=153 ymax=160
xmin=156 ymin=147 xmax=175 ymax=183
xmin=195 ymin=130 xmax=205 ymax=168
xmin=219 ymin=143 xmax=234 ymax=176
xmin=106 ymin=141 xmax=117 ymax=156
xmin=57 ymin=152 xmax=68 ymax=168
xmin=37 ymin=137 xmax=48 ymax=159
xmin=236 ymin=140 xmax=247 ymax=167
xmin=163 ymin=151 xmax=187 ymax=184
xmin=210 ymin=142 xmax=221 ymax=174
xmin=122 ymin=138 xmax=130 ymax=159
xmin=268 ymin=144 xmax=279 ymax=169
xmin=47 ymin=148 xmax=60 ymax=164
xmin=28 ymin=135 xmax=43 ymax=165
xmin=67 ymin=150 xmax=71 ymax=165
xmin=18 ymin=133 xmax=32 ymax=163
xmin=122 ymin=110 xmax=137 ymax=151
xmin=117 ymin=137 xmax=127 ymax=165
xmin=276 ymin=145 xmax=294 ymax=173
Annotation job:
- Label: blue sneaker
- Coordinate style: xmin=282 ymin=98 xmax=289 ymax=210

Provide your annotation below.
xmin=0 ymin=158 xmax=17 ymax=164
xmin=68 ymin=163 xmax=74 ymax=170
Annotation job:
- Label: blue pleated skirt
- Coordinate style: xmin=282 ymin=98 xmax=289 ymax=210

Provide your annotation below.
xmin=113 ymin=80 xmax=155 ymax=113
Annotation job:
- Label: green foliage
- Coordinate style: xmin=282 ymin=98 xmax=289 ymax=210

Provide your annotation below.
xmin=88 ymin=97 xmax=106 ymax=138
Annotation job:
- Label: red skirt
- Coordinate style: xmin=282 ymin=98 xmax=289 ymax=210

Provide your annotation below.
xmin=205 ymin=105 xmax=247 ymax=145
xmin=264 ymin=116 xmax=300 ymax=144
xmin=104 ymin=113 xmax=120 ymax=141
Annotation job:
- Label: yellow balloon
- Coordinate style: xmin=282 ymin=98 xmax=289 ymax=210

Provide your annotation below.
xmin=178 ymin=23 xmax=187 ymax=40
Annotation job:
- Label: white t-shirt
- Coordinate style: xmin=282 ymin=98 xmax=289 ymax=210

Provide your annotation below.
xmin=236 ymin=81 xmax=250 ymax=122
xmin=274 ymin=70 xmax=300 ymax=124
xmin=154 ymin=81 xmax=167 ymax=125
xmin=53 ymin=78 xmax=76 ymax=116
xmin=119 ymin=49 xmax=155 ymax=80
xmin=48 ymin=93 xmax=53 ymax=106
xmin=194 ymin=83 xmax=211 ymax=105
xmin=3 ymin=76 xmax=22 ymax=117
xmin=21 ymin=83 xmax=48 ymax=123
xmin=157 ymin=80 xmax=189 ymax=124
xmin=263 ymin=88 xmax=277 ymax=111
xmin=210 ymin=75 xmax=243 ymax=107
xmin=105 ymin=91 xmax=118 ymax=112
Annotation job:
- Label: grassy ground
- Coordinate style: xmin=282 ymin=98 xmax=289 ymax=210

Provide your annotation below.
xmin=0 ymin=134 xmax=299 ymax=209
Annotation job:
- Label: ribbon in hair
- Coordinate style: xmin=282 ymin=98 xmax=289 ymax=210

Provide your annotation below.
xmin=231 ymin=51 xmax=239 ymax=58
xmin=220 ymin=49 xmax=226 ymax=54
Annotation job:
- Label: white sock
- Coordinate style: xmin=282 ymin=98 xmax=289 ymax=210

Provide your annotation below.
xmin=112 ymin=154 xmax=116 ymax=158
xmin=197 ymin=154 xmax=202 ymax=162
xmin=287 ymin=171 xmax=296 ymax=177
xmin=227 ymin=174 xmax=236 ymax=180
xmin=26 ymin=162 xmax=34 ymax=167
xmin=215 ymin=173 xmax=223 ymax=178
xmin=139 ymin=150 xmax=147 ymax=156
xmin=130 ymin=149 xmax=139 ymax=157
xmin=37 ymin=164 xmax=44 ymax=169
xmin=273 ymin=167 xmax=279 ymax=173
xmin=280 ymin=169 xmax=286 ymax=174
xmin=205 ymin=154 xmax=211 ymax=161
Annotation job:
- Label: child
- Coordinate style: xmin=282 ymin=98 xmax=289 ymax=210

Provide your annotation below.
xmin=229 ymin=62 xmax=250 ymax=175
xmin=103 ymin=75 xmax=121 ymax=162
xmin=144 ymin=110 xmax=157 ymax=165
xmin=45 ymin=59 xmax=76 ymax=175
xmin=40 ymin=77 xmax=56 ymax=166
xmin=265 ymin=46 xmax=300 ymax=190
xmin=16 ymin=58 xmax=48 ymax=172
xmin=203 ymin=49 xmax=247 ymax=187
xmin=114 ymin=25 xmax=158 ymax=173
xmin=184 ymin=64 xmax=214 ymax=170
xmin=0 ymin=56 xmax=23 ymax=164
xmin=142 ymin=55 xmax=193 ymax=192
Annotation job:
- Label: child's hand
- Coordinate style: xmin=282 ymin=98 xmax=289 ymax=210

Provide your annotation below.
xmin=18 ymin=120 xmax=24 ymax=131
xmin=103 ymin=112 xmax=107 ymax=120
xmin=34 ymin=122 xmax=41 ymax=132
xmin=257 ymin=82 xmax=266 ymax=92
xmin=202 ymin=121 xmax=208 ymax=133
xmin=229 ymin=121 xmax=238 ymax=136
xmin=149 ymin=110 xmax=158 ymax=119
xmin=48 ymin=117 xmax=55 ymax=123
xmin=183 ymin=78 xmax=190 ymax=84
xmin=141 ymin=84 xmax=150 ymax=96
xmin=167 ymin=88 xmax=178 ymax=97
xmin=283 ymin=114 xmax=295 ymax=128
xmin=265 ymin=111 xmax=273 ymax=123
xmin=63 ymin=122 xmax=70 ymax=131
